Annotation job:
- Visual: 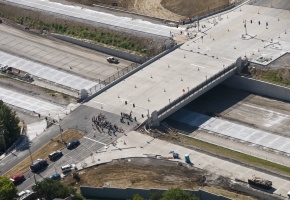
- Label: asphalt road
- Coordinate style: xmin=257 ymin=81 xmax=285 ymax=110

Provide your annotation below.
xmin=0 ymin=105 xmax=138 ymax=191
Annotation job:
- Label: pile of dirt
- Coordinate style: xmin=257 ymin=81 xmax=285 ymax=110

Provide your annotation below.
xmin=66 ymin=0 xmax=237 ymax=21
xmin=62 ymin=158 xmax=256 ymax=200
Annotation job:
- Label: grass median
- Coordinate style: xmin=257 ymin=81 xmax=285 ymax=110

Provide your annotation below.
xmin=4 ymin=129 xmax=83 ymax=178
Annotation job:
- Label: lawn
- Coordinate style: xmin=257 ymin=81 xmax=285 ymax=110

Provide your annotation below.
xmin=4 ymin=129 xmax=83 ymax=177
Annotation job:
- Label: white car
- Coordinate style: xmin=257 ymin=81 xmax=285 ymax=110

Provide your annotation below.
xmin=61 ymin=164 xmax=76 ymax=173
xmin=18 ymin=190 xmax=30 ymax=198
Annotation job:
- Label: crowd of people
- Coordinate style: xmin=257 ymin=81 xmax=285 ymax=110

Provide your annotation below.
xmin=92 ymin=113 xmax=124 ymax=136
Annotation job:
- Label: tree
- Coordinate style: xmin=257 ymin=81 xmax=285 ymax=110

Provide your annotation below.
xmin=0 ymin=100 xmax=20 ymax=152
xmin=32 ymin=178 xmax=77 ymax=200
xmin=160 ymin=188 xmax=199 ymax=200
xmin=133 ymin=194 xmax=144 ymax=200
xmin=0 ymin=176 xmax=18 ymax=200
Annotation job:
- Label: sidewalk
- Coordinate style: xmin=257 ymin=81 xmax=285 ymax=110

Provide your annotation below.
xmin=76 ymin=131 xmax=290 ymax=199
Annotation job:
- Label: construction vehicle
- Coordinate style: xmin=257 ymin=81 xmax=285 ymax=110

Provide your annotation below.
xmin=248 ymin=175 xmax=272 ymax=189
xmin=0 ymin=65 xmax=33 ymax=82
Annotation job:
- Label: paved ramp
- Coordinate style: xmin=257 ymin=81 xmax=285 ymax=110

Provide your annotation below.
xmin=0 ymin=51 xmax=98 ymax=91
xmin=0 ymin=86 xmax=63 ymax=117
xmin=5 ymin=0 xmax=178 ymax=37
xmin=170 ymin=109 xmax=290 ymax=154
xmin=249 ymin=0 xmax=290 ymax=10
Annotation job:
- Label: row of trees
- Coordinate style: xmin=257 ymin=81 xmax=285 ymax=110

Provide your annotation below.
xmin=0 ymin=100 xmax=20 ymax=154
xmin=0 ymin=177 xmax=84 ymax=200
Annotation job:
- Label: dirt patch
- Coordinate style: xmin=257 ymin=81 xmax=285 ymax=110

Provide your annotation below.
xmin=62 ymin=158 xmax=256 ymax=200
xmin=242 ymin=54 xmax=290 ymax=87
xmin=3 ymin=130 xmax=83 ymax=177
xmin=66 ymin=0 xmax=237 ymax=21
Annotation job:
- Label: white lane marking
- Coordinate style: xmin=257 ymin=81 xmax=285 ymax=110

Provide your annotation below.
xmin=244 ymin=103 xmax=289 ymax=118
xmin=191 ymin=64 xmax=205 ymax=68
xmin=219 ymin=57 xmax=235 ymax=62
xmin=84 ymin=136 xmax=106 ymax=145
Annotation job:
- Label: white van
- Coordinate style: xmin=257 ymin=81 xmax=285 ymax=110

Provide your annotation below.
xmin=61 ymin=164 xmax=76 ymax=173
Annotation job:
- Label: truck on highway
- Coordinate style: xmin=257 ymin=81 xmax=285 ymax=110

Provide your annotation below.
xmin=0 ymin=65 xmax=33 ymax=82
xmin=248 ymin=175 xmax=272 ymax=190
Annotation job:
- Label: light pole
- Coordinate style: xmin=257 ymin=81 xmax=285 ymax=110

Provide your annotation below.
xmin=244 ymin=20 xmax=248 ymax=35
xmin=28 ymin=147 xmax=37 ymax=185
xmin=59 ymin=125 xmax=64 ymax=143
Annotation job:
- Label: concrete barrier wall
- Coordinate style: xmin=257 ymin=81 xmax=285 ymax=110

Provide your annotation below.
xmin=223 ymin=75 xmax=290 ymax=102
xmin=80 ymin=186 xmax=231 ymax=200
xmin=158 ymin=65 xmax=237 ymax=122
xmin=51 ymin=34 xmax=146 ymax=64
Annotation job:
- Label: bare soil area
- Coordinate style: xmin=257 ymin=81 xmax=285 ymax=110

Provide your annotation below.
xmin=62 ymin=158 xmax=256 ymax=200
xmin=66 ymin=0 xmax=238 ymax=21
xmin=4 ymin=130 xmax=83 ymax=177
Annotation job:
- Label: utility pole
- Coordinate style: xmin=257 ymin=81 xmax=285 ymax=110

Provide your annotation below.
xmin=59 ymin=125 xmax=64 ymax=143
xmin=28 ymin=147 xmax=37 ymax=185
xmin=244 ymin=20 xmax=248 ymax=35
xmin=197 ymin=15 xmax=200 ymax=32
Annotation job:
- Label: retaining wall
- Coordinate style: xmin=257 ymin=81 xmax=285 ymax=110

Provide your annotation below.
xmin=80 ymin=186 xmax=231 ymax=200
xmin=223 ymin=75 xmax=290 ymax=102
xmin=51 ymin=34 xmax=146 ymax=64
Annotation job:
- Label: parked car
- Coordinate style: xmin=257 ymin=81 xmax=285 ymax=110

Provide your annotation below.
xmin=48 ymin=150 xmax=63 ymax=161
xmin=10 ymin=173 xmax=25 ymax=184
xmin=67 ymin=140 xmax=80 ymax=150
xmin=106 ymin=56 xmax=119 ymax=64
xmin=18 ymin=190 xmax=31 ymax=198
xmin=61 ymin=164 xmax=76 ymax=173
xmin=49 ymin=173 xmax=61 ymax=180
xmin=30 ymin=159 xmax=48 ymax=172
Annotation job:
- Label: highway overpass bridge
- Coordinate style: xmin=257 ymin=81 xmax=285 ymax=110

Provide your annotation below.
xmin=84 ymin=3 xmax=290 ymax=127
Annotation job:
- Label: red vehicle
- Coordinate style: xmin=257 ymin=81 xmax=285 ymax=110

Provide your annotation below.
xmin=10 ymin=173 xmax=25 ymax=184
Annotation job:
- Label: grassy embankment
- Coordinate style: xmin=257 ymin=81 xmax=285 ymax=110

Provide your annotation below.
xmin=0 ymin=6 xmax=148 ymax=56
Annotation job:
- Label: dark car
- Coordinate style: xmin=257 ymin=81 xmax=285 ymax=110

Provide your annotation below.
xmin=49 ymin=173 xmax=61 ymax=180
xmin=30 ymin=159 xmax=48 ymax=172
xmin=67 ymin=140 xmax=80 ymax=150
xmin=10 ymin=173 xmax=25 ymax=184
xmin=48 ymin=150 xmax=63 ymax=161
xmin=106 ymin=57 xmax=119 ymax=64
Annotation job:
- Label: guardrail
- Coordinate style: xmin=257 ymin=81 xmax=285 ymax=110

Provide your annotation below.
xmin=157 ymin=63 xmax=237 ymax=117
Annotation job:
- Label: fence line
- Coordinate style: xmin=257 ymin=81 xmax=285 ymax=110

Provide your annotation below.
xmin=87 ymin=62 xmax=141 ymax=95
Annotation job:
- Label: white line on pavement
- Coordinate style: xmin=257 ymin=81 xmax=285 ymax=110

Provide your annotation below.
xmin=84 ymin=137 xmax=107 ymax=145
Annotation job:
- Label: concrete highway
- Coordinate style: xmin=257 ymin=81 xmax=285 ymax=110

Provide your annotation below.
xmin=2 ymin=0 xmax=178 ymax=37
xmin=0 ymin=24 xmax=133 ymax=82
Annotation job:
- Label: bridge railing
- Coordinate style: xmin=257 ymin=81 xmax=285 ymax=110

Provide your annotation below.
xmin=157 ymin=63 xmax=237 ymax=116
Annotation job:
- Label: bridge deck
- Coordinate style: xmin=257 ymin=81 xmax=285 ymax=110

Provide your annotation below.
xmin=85 ymin=4 xmax=290 ymax=123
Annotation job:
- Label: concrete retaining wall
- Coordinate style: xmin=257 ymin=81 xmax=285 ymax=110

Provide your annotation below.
xmin=80 ymin=186 xmax=231 ymax=200
xmin=223 ymin=75 xmax=290 ymax=102
xmin=51 ymin=34 xmax=146 ymax=64
xmin=157 ymin=64 xmax=237 ymax=122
